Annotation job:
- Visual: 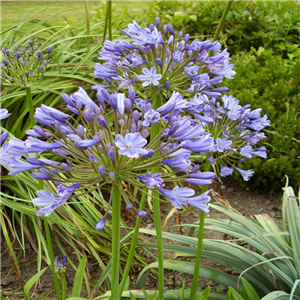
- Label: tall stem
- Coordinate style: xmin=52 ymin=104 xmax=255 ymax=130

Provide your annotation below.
xmin=44 ymin=217 xmax=61 ymax=300
xmin=84 ymin=0 xmax=90 ymax=53
xmin=25 ymin=86 xmax=35 ymax=127
xmin=189 ymin=210 xmax=206 ymax=300
xmin=118 ymin=191 xmax=147 ymax=297
xmin=108 ymin=0 xmax=112 ymax=40
xmin=152 ymin=190 xmax=164 ymax=299
xmin=213 ymin=1 xmax=233 ymax=42
xmin=110 ymin=180 xmax=122 ymax=300
xmin=151 ymin=92 xmax=164 ymax=300
xmin=189 ymin=161 xmax=210 ymax=300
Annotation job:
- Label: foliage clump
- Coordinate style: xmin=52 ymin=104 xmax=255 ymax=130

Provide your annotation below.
xmin=226 ymin=49 xmax=300 ymax=192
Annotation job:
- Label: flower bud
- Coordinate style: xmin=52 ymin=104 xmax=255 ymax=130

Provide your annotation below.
xmin=137 ymin=210 xmax=147 ymax=218
xmin=98 ymin=165 xmax=106 ymax=178
xmin=132 ymin=110 xmax=139 ymax=123
xmin=109 ymin=171 xmax=115 ymax=180
xmin=128 ymin=87 xmax=135 ymax=102
xmin=97 ymin=115 xmax=108 ymax=128
xmin=155 ymin=58 xmax=162 ymax=66
xmin=48 ymin=46 xmax=52 ymax=54
xmin=149 ymin=24 xmax=155 ymax=31
xmin=54 ymin=256 xmax=68 ymax=276
xmin=96 ymin=218 xmax=106 ymax=231
xmin=31 ymin=172 xmax=52 ymax=180
xmin=163 ymin=25 xmax=167 ymax=35
xmin=155 ymin=17 xmax=160 ymax=28
xmin=126 ymin=203 xmax=134 ymax=210
xmin=185 ymin=34 xmax=190 ymax=43
xmin=124 ymin=99 xmax=132 ymax=111
xmin=141 ymin=129 xmax=149 ymax=138
xmin=167 ymin=24 xmax=174 ymax=35
xmin=89 ymin=154 xmax=98 ymax=164
xmin=165 ymin=80 xmax=170 ymax=91
xmin=61 ymin=163 xmax=70 ymax=173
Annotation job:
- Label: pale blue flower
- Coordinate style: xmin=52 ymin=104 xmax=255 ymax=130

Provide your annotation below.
xmin=137 ymin=67 xmax=162 ymax=87
xmin=138 ymin=172 xmax=164 ymax=189
xmin=236 ymin=167 xmax=254 ymax=181
xmin=0 ymin=109 xmax=11 ymax=120
xmin=115 ymin=132 xmax=149 ymax=158
xmin=96 ymin=218 xmax=106 ymax=231
xmin=220 ymin=165 xmax=234 ymax=177
xmin=32 ymin=183 xmax=80 ymax=216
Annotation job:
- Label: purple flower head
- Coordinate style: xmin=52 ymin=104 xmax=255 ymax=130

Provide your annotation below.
xmin=138 ymin=172 xmax=164 ymax=189
xmin=115 ymin=133 xmax=149 ymax=158
xmin=32 ymin=183 xmax=80 ymax=216
xmin=54 ymin=256 xmax=68 ymax=276
xmin=137 ymin=67 xmax=162 ymax=87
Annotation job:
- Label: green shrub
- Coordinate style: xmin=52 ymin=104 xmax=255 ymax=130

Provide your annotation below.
xmin=226 ymin=49 xmax=300 ymax=193
xmin=140 ymin=1 xmax=300 ymax=58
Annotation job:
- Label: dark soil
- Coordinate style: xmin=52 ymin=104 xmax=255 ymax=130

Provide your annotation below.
xmin=1 ymin=179 xmax=283 ymax=299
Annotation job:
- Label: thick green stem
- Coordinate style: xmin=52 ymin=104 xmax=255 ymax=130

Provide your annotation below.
xmin=189 ymin=210 xmax=206 ymax=300
xmin=152 ymin=191 xmax=164 ymax=299
xmin=44 ymin=217 xmax=61 ymax=300
xmin=189 ymin=160 xmax=210 ymax=299
xmin=151 ymin=93 xmax=164 ymax=300
xmin=84 ymin=0 xmax=90 ymax=53
xmin=108 ymin=0 xmax=112 ymax=40
xmin=213 ymin=1 xmax=233 ymax=42
xmin=118 ymin=191 xmax=147 ymax=297
xmin=25 ymin=86 xmax=35 ymax=127
xmin=61 ymin=275 xmax=66 ymax=300
xmin=102 ymin=1 xmax=109 ymax=43
xmin=110 ymin=180 xmax=122 ymax=300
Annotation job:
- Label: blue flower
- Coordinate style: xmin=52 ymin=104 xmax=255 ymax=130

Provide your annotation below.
xmin=220 ymin=165 xmax=234 ymax=177
xmin=8 ymin=158 xmax=39 ymax=175
xmin=159 ymin=186 xmax=211 ymax=213
xmin=115 ymin=132 xmax=149 ymax=158
xmin=137 ymin=67 xmax=162 ymax=87
xmin=214 ymin=138 xmax=232 ymax=152
xmin=0 ymin=109 xmax=11 ymax=120
xmin=142 ymin=109 xmax=161 ymax=127
xmin=162 ymin=154 xmax=191 ymax=172
xmin=137 ymin=210 xmax=148 ymax=218
xmin=32 ymin=183 xmax=80 ymax=216
xmin=96 ymin=218 xmax=106 ymax=231
xmin=185 ymin=190 xmax=211 ymax=213
xmin=138 ymin=172 xmax=164 ymax=189
xmin=236 ymin=167 xmax=254 ymax=181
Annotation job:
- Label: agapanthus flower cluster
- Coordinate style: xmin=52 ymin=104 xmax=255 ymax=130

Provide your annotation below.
xmin=185 ymin=93 xmax=270 ymax=180
xmin=93 ymin=18 xmax=235 ymax=100
xmin=54 ymin=255 xmax=68 ymax=277
xmin=1 ymin=40 xmax=52 ymax=88
xmin=2 ymin=87 xmax=221 ymax=218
